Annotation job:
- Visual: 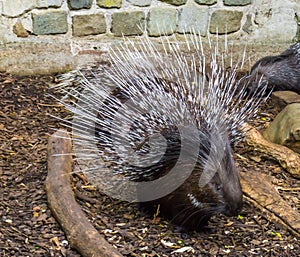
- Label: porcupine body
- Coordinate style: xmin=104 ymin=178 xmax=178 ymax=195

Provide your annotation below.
xmin=57 ymin=35 xmax=267 ymax=231
xmin=247 ymin=42 xmax=300 ymax=95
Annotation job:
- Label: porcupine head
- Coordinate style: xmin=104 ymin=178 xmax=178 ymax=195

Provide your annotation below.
xmin=58 ymin=34 xmax=267 ymax=232
xmin=245 ymin=42 xmax=300 ymax=95
xmin=136 ymin=123 xmax=244 ymax=231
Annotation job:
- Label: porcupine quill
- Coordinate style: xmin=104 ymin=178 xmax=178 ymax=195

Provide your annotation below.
xmin=53 ymin=33 xmax=268 ymax=231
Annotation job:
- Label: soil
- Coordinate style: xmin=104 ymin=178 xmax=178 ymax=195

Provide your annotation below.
xmin=0 ymin=71 xmax=299 ymax=257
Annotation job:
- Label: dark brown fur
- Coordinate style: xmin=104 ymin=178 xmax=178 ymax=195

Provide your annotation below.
xmin=139 ymin=131 xmax=243 ymax=232
xmin=248 ymin=42 xmax=300 ymax=95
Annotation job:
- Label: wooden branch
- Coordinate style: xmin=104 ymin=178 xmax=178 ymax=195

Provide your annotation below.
xmin=46 ymin=129 xmax=123 ymax=257
xmin=245 ymin=125 xmax=300 ymax=179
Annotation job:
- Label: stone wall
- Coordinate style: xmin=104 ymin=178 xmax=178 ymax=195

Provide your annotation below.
xmin=0 ymin=0 xmax=299 ymax=75
xmin=0 ymin=0 xmax=299 ymax=42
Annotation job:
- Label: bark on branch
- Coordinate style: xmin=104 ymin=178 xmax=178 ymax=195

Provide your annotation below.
xmin=46 ymin=129 xmax=123 ymax=257
xmin=241 ymin=125 xmax=300 ymax=237
xmin=240 ymin=171 xmax=300 ymax=237
xmin=245 ymin=125 xmax=300 ymax=179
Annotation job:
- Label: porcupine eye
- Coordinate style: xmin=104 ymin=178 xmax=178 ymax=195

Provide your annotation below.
xmin=216 ymin=184 xmax=222 ymax=191
xmin=209 ymin=173 xmax=222 ymax=192
xmin=209 ymin=181 xmax=222 ymax=192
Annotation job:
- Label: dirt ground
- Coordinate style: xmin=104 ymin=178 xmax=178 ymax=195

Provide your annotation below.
xmin=0 ymin=72 xmax=299 ymax=256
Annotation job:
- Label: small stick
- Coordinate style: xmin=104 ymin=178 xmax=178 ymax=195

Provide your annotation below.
xmin=46 ymin=129 xmax=123 ymax=257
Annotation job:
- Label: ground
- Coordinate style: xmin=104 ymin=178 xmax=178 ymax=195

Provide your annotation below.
xmin=0 ymin=72 xmax=299 ymax=256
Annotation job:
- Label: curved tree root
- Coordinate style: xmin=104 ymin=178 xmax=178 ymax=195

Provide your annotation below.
xmin=240 ymin=171 xmax=300 ymax=237
xmin=241 ymin=125 xmax=300 ymax=237
xmin=245 ymin=125 xmax=300 ymax=179
xmin=45 ymin=129 xmax=123 ymax=257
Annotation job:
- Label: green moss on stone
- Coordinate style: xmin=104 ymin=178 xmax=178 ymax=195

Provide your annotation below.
xmin=96 ymin=0 xmax=122 ymax=8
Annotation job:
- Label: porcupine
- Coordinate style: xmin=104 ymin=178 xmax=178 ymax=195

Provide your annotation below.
xmin=247 ymin=42 xmax=300 ymax=95
xmin=56 ymin=34 xmax=268 ymax=232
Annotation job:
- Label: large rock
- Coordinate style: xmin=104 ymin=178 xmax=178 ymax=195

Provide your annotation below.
xmin=32 ymin=10 xmax=68 ymax=35
xmin=158 ymin=0 xmax=187 ymax=6
xmin=147 ymin=7 xmax=177 ymax=36
xmin=37 ymin=0 xmax=63 ymax=8
xmin=224 ymin=0 xmax=251 ymax=5
xmin=251 ymin=0 xmax=298 ymax=42
xmin=0 ymin=41 xmax=74 ymax=75
xmin=68 ymin=0 xmax=93 ymax=9
xmin=72 ymin=14 xmax=107 ymax=36
xmin=177 ymin=5 xmax=209 ymax=35
xmin=210 ymin=10 xmax=243 ymax=34
xmin=194 ymin=0 xmax=217 ymax=5
xmin=263 ymin=103 xmax=300 ymax=153
xmin=111 ymin=11 xmax=145 ymax=36
xmin=127 ymin=0 xmax=152 ymax=6
xmin=96 ymin=0 xmax=122 ymax=8
xmin=271 ymin=91 xmax=300 ymax=109
xmin=2 ymin=0 xmax=35 ymax=17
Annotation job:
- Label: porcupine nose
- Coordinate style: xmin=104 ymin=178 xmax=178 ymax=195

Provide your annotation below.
xmin=224 ymin=195 xmax=243 ymax=216
xmin=222 ymin=181 xmax=243 ymax=217
xmin=223 ymin=191 xmax=243 ymax=217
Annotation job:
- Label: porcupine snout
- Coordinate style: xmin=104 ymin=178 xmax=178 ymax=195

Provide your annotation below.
xmin=223 ymin=182 xmax=243 ymax=217
xmin=246 ymin=42 xmax=300 ymax=95
xmin=220 ymin=143 xmax=243 ymax=217
xmin=204 ymin=135 xmax=243 ymax=218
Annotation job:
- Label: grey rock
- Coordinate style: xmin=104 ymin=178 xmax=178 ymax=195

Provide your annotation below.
xmin=158 ymin=0 xmax=187 ymax=6
xmin=127 ymin=0 xmax=152 ymax=7
xmin=37 ymin=0 xmax=63 ymax=8
xmin=73 ymin=14 xmax=106 ymax=36
xmin=32 ymin=10 xmax=68 ymax=35
xmin=147 ymin=7 xmax=177 ymax=36
xmin=68 ymin=0 xmax=93 ymax=10
xmin=242 ymin=14 xmax=254 ymax=33
xmin=112 ymin=11 xmax=145 ymax=36
xmin=2 ymin=0 xmax=35 ymax=17
xmin=178 ymin=5 xmax=209 ymax=35
xmin=194 ymin=0 xmax=217 ymax=5
xmin=224 ymin=0 xmax=252 ymax=6
xmin=263 ymin=103 xmax=300 ymax=153
xmin=210 ymin=10 xmax=243 ymax=34
xmin=271 ymin=91 xmax=300 ymax=109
